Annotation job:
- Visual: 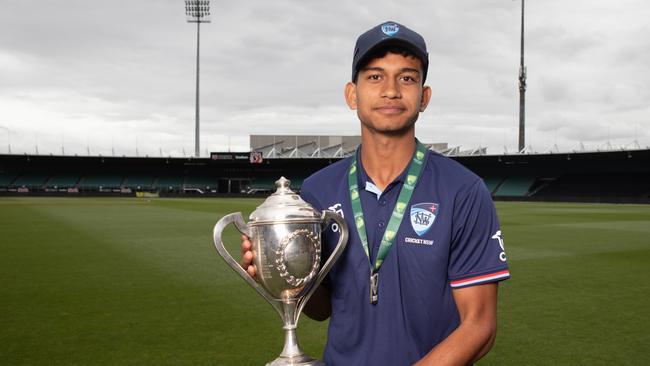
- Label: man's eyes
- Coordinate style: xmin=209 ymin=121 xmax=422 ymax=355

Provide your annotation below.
xmin=401 ymin=75 xmax=418 ymax=83
xmin=366 ymin=74 xmax=418 ymax=82
xmin=367 ymin=74 xmax=418 ymax=83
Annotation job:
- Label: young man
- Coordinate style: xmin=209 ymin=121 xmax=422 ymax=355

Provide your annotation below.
xmin=242 ymin=21 xmax=510 ymax=366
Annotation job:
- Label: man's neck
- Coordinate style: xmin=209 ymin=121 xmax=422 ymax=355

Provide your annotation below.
xmin=360 ymin=129 xmax=416 ymax=191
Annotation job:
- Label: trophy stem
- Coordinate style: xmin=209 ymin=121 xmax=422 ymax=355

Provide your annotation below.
xmin=266 ymin=300 xmax=324 ymax=366
xmin=280 ymin=301 xmax=303 ymax=358
xmin=280 ymin=326 xmax=302 ymax=358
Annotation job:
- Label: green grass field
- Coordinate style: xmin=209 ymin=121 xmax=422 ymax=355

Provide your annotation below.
xmin=0 ymin=197 xmax=648 ymax=365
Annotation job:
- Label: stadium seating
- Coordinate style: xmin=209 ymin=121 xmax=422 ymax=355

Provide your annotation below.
xmin=2 ymin=150 xmax=648 ymax=202
xmin=0 ymin=172 xmax=17 ymax=188
xmin=482 ymin=176 xmax=504 ymax=194
xmin=79 ymin=173 xmax=125 ymax=189
xmin=493 ymin=176 xmax=536 ymax=197
xmin=47 ymin=173 xmax=81 ymax=188
xmin=184 ymin=176 xmax=218 ymax=189
xmin=290 ymin=177 xmax=304 ymax=189
xmin=12 ymin=173 xmax=50 ymax=188
xmin=248 ymin=176 xmax=305 ymax=192
xmin=246 ymin=176 xmax=305 ymax=193
xmin=247 ymin=177 xmax=277 ymax=191
xmin=124 ymin=174 xmax=154 ymax=190
xmin=535 ymin=173 xmax=650 ymax=198
xmin=154 ymin=176 xmax=184 ymax=191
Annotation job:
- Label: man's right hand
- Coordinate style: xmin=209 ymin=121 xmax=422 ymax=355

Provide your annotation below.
xmin=240 ymin=235 xmax=257 ymax=277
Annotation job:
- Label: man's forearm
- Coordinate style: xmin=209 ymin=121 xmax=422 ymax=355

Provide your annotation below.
xmin=302 ymin=285 xmax=331 ymax=321
xmin=414 ymin=283 xmax=499 ymax=366
xmin=413 ymin=317 xmax=496 ymax=366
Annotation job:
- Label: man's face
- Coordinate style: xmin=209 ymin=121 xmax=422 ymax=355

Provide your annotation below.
xmin=345 ymin=52 xmax=431 ymax=135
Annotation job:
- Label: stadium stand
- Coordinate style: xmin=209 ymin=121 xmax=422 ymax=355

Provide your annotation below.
xmin=0 ymin=172 xmax=18 ymax=188
xmin=247 ymin=177 xmax=278 ymax=193
xmin=493 ymin=176 xmax=536 ymax=197
xmin=184 ymin=176 xmax=218 ymax=189
xmin=124 ymin=174 xmax=154 ymax=190
xmin=290 ymin=177 xmax=305 ymax=188
xmin=46 ymin=173 xmax=81 ymax=189
xmin=154 ymin=176 xmax=184 ymax=192
xmin=1 ymin=149 xmax=649 ymax=202
xmin=12 ymin=173 xmax=50 ymax=188
xmin=481 ymin=176 xmax=504 ymax=194
xmin=246 ymin=176 xmax=306 ymax=193
xmin=535 ymin=173 xmax=650 ymax=198
xmin=79 ymin=173 xmax=125 ymax=190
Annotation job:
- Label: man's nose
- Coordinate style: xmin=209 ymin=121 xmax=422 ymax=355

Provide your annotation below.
xmin=381 ymin=78 xmax=401 ymax=99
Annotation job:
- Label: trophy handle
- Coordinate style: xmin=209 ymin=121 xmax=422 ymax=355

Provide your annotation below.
xmin=212 ymin=212 xmax=284 ymax=317
xmin=296 ymin=210 xmax=349 ymax=317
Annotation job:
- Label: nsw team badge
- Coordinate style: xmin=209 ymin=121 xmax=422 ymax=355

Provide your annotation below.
xmin=410 ymin=203 xmax=439 ymax=236
xmin=381 ymin=23 xmax=400 ymax=37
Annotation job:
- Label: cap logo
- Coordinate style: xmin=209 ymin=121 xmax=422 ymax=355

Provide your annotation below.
xmin=381 ymin=23 xmax=400 ymax=37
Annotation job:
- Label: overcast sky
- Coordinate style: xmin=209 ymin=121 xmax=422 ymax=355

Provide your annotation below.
xmin=1 ymin=0 xmax=649 ymax=157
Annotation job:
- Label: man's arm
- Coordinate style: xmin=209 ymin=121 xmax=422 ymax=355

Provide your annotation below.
xmin=302 ymin=285 xmax=332 ymax=321
xmin=414 ymin=283 xmax=498 ymax=366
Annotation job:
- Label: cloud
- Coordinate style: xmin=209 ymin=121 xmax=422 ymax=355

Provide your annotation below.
xmin=1 ymin=0 xmax=649 ymax=155
xmin=539 ymin=77 xmax=571 ymax=103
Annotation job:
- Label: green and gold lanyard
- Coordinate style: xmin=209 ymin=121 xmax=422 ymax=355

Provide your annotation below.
xmin=348 ymin=140 xmax=427 ymax=304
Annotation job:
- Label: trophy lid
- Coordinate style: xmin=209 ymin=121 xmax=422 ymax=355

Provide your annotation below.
xmin=249 ymin=177 xmax=321 ymax=224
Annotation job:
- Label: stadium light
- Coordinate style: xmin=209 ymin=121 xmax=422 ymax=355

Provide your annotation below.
xmin=518 ymin=0 xmax=527 ymax=153
xmin=185 ymin=0 xmax=211 ymax=158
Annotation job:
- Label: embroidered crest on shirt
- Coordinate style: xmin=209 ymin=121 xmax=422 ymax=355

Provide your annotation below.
xmin=410 ymin=202 xmax=439 ymax=236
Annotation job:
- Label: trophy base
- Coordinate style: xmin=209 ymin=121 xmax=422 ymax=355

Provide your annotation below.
xmin=266 ymin=354 xmax=325 ymax=366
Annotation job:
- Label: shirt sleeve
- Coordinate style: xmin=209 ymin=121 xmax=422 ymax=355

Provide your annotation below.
xmin=299 ymin=183 xmax=321 ymax=210
xmin=447 ymin=179 xmax=510 ymax=288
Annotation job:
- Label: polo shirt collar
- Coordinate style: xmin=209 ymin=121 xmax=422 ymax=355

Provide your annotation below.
xmin=356 ymin=145 xmax=410 ymax=200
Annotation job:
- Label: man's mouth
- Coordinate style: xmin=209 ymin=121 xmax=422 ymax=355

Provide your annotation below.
xmin=374 ymin=105 xmax=406 ymax=114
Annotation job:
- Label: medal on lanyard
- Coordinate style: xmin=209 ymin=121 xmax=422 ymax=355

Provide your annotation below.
xmin=348 ymin=140 xmax=427 ymax=304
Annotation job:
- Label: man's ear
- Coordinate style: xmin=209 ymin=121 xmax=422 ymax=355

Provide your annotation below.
xmin=344 ymin=82 xmax=358 ymax=110
xmin=419 ymin=85 xmax=432 ymax=112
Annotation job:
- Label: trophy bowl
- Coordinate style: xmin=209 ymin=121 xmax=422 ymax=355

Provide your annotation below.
xmin=213 ymin=177 xmax=348 ymax=366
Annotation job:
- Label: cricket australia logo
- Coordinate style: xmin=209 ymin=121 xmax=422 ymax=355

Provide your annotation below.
xmin=410 ymin=202 xmax=438 ymax=236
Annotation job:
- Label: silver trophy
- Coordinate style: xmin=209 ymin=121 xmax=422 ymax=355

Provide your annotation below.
xmin=213 ymin=177 xmax=348 ymax=366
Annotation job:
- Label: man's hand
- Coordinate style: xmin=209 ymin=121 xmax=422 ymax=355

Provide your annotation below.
xmin=240 ymin=235 xmax=256 ymax=277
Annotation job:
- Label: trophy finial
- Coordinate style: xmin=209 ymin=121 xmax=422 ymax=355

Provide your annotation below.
xmin=275 ymin=176 xmax=291 ymax=190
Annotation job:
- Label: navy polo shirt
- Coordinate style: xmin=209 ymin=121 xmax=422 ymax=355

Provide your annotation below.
xmin=300 ymin=147 xmax=510 ymax=366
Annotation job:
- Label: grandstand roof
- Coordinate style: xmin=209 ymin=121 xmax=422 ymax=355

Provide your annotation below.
xmin=250 ymin=135 xmax=449 ymax=158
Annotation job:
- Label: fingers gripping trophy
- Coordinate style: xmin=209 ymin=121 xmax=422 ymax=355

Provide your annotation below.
xmin=213 ymin=177 xmax=348 ymax=366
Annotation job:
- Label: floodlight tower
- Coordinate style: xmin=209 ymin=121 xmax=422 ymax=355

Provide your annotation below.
xmin=518 ymin=0 xmax=527 ymax=153
xmin=185 ymin=0 xmax=211 ymax=158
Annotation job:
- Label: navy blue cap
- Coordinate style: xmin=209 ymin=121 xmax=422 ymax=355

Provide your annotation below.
xmin=352 ymin=21 xmax=429 ymax=83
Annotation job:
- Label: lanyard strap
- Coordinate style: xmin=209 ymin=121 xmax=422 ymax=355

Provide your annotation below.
xmin=348 ymin=140 xmax=427 ymax=273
